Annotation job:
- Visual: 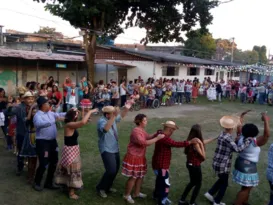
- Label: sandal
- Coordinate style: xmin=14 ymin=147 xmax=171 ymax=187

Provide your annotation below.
xmin=69 ymin=194 xmax=79 ymax=200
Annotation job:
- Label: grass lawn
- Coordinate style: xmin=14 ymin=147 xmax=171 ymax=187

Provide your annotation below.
xmin=0 ymin=97 xmax=272 ymax=205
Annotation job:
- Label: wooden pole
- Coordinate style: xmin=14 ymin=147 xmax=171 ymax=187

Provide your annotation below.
xmin=36 ymin=60 xmax=39 ymax=82
xmin=106 ymin=64 xmax=108 ymax=83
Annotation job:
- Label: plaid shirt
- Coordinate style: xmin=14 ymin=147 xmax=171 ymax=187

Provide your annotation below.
xmin=152 ymin=132 xmax=189 ymax=170
xmin=212 ymin=132 xmax=251 ymax=174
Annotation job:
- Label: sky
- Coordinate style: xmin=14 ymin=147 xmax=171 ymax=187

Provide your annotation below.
xmin=0 ymin=0 xmax=272 ymax=53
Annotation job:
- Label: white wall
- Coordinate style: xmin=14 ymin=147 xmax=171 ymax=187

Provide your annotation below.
xmin=110 ymin=60 xmax=154 ymax=82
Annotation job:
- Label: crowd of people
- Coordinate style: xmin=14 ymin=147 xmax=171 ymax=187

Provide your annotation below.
xmin=0 ymin=75 xmax=273 ymax=205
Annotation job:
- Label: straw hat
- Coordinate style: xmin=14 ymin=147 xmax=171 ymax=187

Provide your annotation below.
xmin=220 ymin=116 xmax=240 ymax=129
xmin=22 ymin=91 xmax=34 ymax=98
xmin=102 ymin=106 xmax=115 ymax=113
xmin=162 ymin=121 xmax=179 ymax=130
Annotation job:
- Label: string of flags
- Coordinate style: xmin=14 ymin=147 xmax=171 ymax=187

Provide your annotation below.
xmin=171 ymin=63 xmax=273 ymax=76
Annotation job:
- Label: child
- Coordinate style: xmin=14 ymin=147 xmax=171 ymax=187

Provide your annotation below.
xmin=179 ymin=124 xmax=217 ymax=205
xmin=247 ymin=88 xmax=253 ymax=103
xmin=152 ymin=121 xmax=202 ymax=205
xmin=230 ymin=85 xmax=236 ymax=101
xmin=6 ymin=96 xmax=17 ymax=151
xmin=80 ymin=86 xmax=92 ymax=117
xmin=161 ymin=88 xmax=172 ymax=106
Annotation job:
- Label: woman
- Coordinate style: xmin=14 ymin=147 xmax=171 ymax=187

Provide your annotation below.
xmin=120 ymin=80 xmax=128 ymax=107
xmin=207 ymin=84 xmax=217 ymax=102
xmin=20 ymin=102 xmax=38 ymax=184
xmin=122 ymin=114 xmax=165 ymax=204
xmin=179 ymin=125 xmax=217 ymax=205
xmin=192 ymin=82 xmax=198 ymax=104
xmin=39 ymin=84 xmax=48 ymax=98
xmin=63 ymin=77 xmax=72 ymax=112
xmin=233 ymin=113 xmax=270 ymax=205
xmin=55 ymin=107 xmax=98 ymax=199
xmin=51 ymin=85 xmax=63 ymax=113
xmin=0 ymin=88 xmax=7 ymax=146
xmin=80 ymin=86 xmax=93 ymax=117
xmin=110 ymin=81 xmax=119 ymax=107
xmin=46 ymin=76 xmax=54 ymax=92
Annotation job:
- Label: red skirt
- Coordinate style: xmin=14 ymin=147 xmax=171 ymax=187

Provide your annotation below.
xmin=122 ymin=153 xmax=147 ymax=178
xmin=80 ymin=99 xmax=92 ymax=108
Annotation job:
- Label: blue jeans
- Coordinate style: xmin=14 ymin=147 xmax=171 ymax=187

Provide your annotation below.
xmin=171 ymin=92 xmax=177 ymax=103
xmin=177 ymin=92 xmax=184 ymax=104
xmin=269 ymin=181 xmax=273 ymax=205
xmin=96 ymin=152 xmax=120 ymax=192
xmin=259 ymin=93 xmax=265 ymax=105
xmin=185 ymin=92 xmax=191 ymax=103
xmin=16 ymin=134 xmax=25 ymax=171
xmin=240 ymin=93 xmax=246 ymax=103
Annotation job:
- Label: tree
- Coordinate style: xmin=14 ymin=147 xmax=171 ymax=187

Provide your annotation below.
xmin=225 ymin=49 xmax=259 ymax=64
xmin=34 ymin=0 xmax=219 ymax=83
xmin=183 ymin=29 xmax=216 ymax=59
xmin=36 ymin=26 xmax=56 ymax=34
xmin=253 ymin=45 xmax=267 ymax=64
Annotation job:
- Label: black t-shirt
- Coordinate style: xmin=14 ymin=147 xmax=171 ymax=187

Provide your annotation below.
xmin=0 ymin=100 xmax=7 ymax=111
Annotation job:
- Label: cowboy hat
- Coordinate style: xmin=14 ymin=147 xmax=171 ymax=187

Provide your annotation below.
xmin=22 ymin=91 xmax=34 ymax=98
xmin=220 ymin=116 xmax=240 ymax=129
xmin=102 ymin=106 xmax=116 ymax=113
xmin=162 ymin=121 xmax=179 ymax=130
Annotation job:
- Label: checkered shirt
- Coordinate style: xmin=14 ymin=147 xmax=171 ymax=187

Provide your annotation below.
xmin=152 ymin=131 xmax=189 ymax=170
xmin=212 ymin=132 xmax=251 ymax=174
xmin=60 ymin=145 xmax=80 ymax=167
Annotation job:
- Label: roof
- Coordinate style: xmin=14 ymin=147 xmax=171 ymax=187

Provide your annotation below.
xmin=0 ymin=48 xmax=84 ymax=62
xmin=106 ymin=45 xmax=239 ymax=66
xmin=0 ymin=48 xmax=135 ymax=67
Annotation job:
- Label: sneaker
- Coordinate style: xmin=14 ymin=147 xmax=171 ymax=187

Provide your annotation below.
xmin=213 ymin=202 xmax=226 ymax=205
xmin=124 ymin=195 xmax=135 ymax=204
xmin=109 ymin=188 xmax=117 ymax=193
xmin=204 ymin=192 xmax=214 ymax=203
xmin=175 ymin=103 xmax=178 ymax=105
xmin=165 ymin=198 xmax=172 ymax=204
xmin=33 ymin=184 xmax=43 ymax=192
xmin=178 ymin=200 xmax=189 ymax=205
xmin=133 ymin=192 xmax=147 ymax=198
xmin=97 ymin=190 xmax=107 ymax=198
xmin=179 ymin=103 xmax=182 ymax=105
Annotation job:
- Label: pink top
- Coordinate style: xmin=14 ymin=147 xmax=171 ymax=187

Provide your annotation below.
xmin=127 ymin=127 xmax=149 ymax=157
xmin=192 ymin=86 xmax=198 ymax=97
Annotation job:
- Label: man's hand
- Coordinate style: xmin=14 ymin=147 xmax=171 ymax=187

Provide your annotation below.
xmin=261 ymin=112 xmax=269 ymax=122
xmin=157 ymin=134 xmax=165 ymax=140
xmin=188 ymin=138 xmax=202 ymax=145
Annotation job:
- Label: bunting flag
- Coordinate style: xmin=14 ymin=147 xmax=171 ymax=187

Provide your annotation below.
xmin=170 ymin=63 xmax=273 ymax=76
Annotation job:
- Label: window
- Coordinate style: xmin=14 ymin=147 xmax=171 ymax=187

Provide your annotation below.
xmin=162 ymin=66 xmax=179 ymax=76
xmin=234 ymin=71 xmax=240 ymax=77
xmin=205 ymin=69 xmax=214 ymax=76
xmin=187 ymin=67 xmax=200 ymax=76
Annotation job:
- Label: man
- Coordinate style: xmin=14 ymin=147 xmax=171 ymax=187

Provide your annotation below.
xmin=6 ymin=91 xmax=35 ymax=175
xmin=66 ymin=82 xmax=80 ymax=109
xmin=152 ymin=121 xmax=202 ymax=205
xmin=96 ymin=104 xmax=131 ymax=198
xmin=176 ymin=80 xmax=185 ymax=105
xmin=33 ymin=96 xmax=66 ymax=191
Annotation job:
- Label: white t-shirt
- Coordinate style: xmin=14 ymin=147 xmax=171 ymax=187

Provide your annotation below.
xmin=120 ymin=84 xmax=126 ymax=96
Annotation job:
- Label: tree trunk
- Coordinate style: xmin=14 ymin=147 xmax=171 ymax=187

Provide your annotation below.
xmin=84 ymin=33 xmax=97 ymax=84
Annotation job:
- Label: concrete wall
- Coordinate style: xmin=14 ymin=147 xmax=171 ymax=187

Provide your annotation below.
xmin=95 ymin=64 xmax=118 ymax=84
xmin=0 ymin=58 xmax=86 ymax=94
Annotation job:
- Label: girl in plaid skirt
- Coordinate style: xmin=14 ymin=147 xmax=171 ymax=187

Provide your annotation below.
xmin=55 ymin=107 xmax=98 ymax=200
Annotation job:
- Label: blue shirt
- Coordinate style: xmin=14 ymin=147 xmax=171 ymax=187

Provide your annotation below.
xmin=97 ymin=115 xmax=121 ymax=154
xmin=78 ymin=81 xmax=88 ymax=96
xmin=267 ymin=144 xmax=273 ymax=183
xmin=34 ymin=110 xmax=66 ymax=140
